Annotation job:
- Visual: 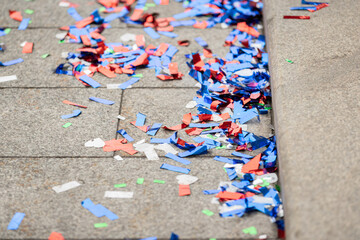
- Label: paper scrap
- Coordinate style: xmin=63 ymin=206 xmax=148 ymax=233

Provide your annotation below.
xmin=85 ymin=138 xmax=105 ymax=148
xmin=202 ymin=209 xmax=214 ymax=216
xmin=61 ymin=109 xmax=82 ymax=119
xmin=48 ymin=232 xmax=65 ymax=240
xmin=52 ymin=181 xmax=81 ymax=193
xmin=114 ymin=155 xmax=124 ymax=161
xmin=0 ymin=75 xmax=17 ymax=83
xmin=242 ymin=226 xmax=257 ymax=236
xmin=153 ymin=179 xmax=165 ymax=184
xmin=7 ymin=212 xmax=25 ymax=230
xmin=114 ymin=183 xmax=127 ymax=188
xmin=94 ymin=223 xmax=108 ymax=228
xmin=104 ymin=191 xmax=134 ymax=198
xmin=137 ymin=178 xmax=144 ymax=184
xmin=160 ymin=163 xmax=190 ymax=174
xmin=89 ymin=97 xmax=115 ymax=105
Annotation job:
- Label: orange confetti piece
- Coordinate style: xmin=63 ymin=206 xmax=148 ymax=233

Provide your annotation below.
xmin=153 ymin=43 xmax=169 ymax=57
xmin=136 ymin=35 xmax=145 ymax=48
xmin=22 ymin=42 xmax=33 ymax=54
xmin=236 ymin=22 xmax=260 ymax=38
xmin=185 ymin=127 xmax=203 ymax=136
xmin=163 ymin=123 xmax=188 ymax=131
xmin=48 ymin=232 xmax=65 ymax=240
xmin=169 ymin=62 xmax=179 ymax=75
xmin=193 ymin=21 xmax=208 ymax=29
xmin=76 ymin=16 xmax=94 ymax=29
xmin=80 ymin=35 xmax=92 ymax=46
xmin=62 ymin=100 xmax=87 ymax=108
xmin=130 ymin=121 xmax=150 ymax=132
xmin=160 ymin=0 xmax=169 ymax=5
xmin=9 ymin=10 xmax=23 ymax=22
xmin=90 ymin=31 xmax=106 ymax=41
xmin=156 ymin=25 xmax=174 ymax=32
xmin=241 ymin=154 xmax=261 ymax=173
xmin=103 ymin=139 xmax=138 ymax=154
xmin=97 ymin=0 xmax=118 ymax=8
xmin=182 ymin=113 xmax=192 ymax=125
xmin=130 ymin=9 xmax=143 ymax=21
xmin=179 ymin=184 xmax=191 ymax=196
xmin=131 ymin=52 xmax=149 ymax=67
xmin=98 ymin=65 xmax=116 ymax=78
xmin=216 ymin=191 xmax=244 ymax=200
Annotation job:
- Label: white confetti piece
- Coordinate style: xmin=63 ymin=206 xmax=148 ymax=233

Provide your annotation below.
xmin=106 ymin=84 xmax=121 ymax=89
xmin=85 ymin=138 xmax=105 ymax=148
xmin=56 ymin=32 xmax=68 ymax=39
xmin=176 ymin=175 xmax=198 ymax=185
xmin=52 ymin=181 xmax=81 ymax=193
xmin=144 ymin=148 xmax=159 ymax=160
xmin=154 ymin=143 xmax=178 ymax=154
xmin=120 ymin=33 xmax=136 ymax=42
xmin=104 ymin=191 xmax=134 ymax=198
xmin=59 ymin=1 xmax=70 ymax=7
xmin=185 ymin=101 xmax=197 ymax=109
xmin=114 ymin=155 xmax=124 ymax=161
xmin=20 ymin=41 xmax=27 ymax=47
xmin=117 ymin=115 xmax=126 ymax=120
xmin=0 ymin=75 xmax=17 ymax=83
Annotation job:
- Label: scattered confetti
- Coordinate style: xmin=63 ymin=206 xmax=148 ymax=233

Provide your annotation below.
xmin=52 ymin=181 xmax=81 ymax=193
xmin=7 ymin=212 xmax=25 ymax=230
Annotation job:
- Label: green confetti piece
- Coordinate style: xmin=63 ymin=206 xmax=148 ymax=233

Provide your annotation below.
xmin=206 ymin=134 xmax=217 ymax=140
xmin=143 ymin=6 xmax=148 ymax=11
xmin=145 ymin=3 xmax=156 ymax=7
xmin=216 ymin=145 xmax=226 ymax=150
xmin=153 ymin=179 xmax=165 ymax=184
xmin=4 ymin=28 xmax=11 ymax=34
xmin=275 ymin=184 xmax=281 ymax=192
xmin=132 ymin=74 xmax=143 ymax=78
xmin=29 ymin=20 xmax=32 ymax=24
xmin=94 ymin=223 xmax=108 ymax=228
xmin=202 ymin=209 xmax=214 ymax=216
xmin=242 ymin=226 xmax=257 ymax=236
xmin=264 ymin=106 xmax=272 ymax=110
xmin=260 ymin=179 xmax=270 ymax=187
xmin=41 ymin=53 xmax=50 ymax=59
xmin=209 ymin=238 xmax=216 ymax=240
xmin=285 ymin=59 xmax=294 ymax=64
xmin=204 ymin=127 xmax=212 ymax=131
xmin=62 ymin=122 xmax=72 ymax=128
xmin=99 ymin=7 xmax=106 ymax=12
xmin=59 ymin=39 xmax=64 ymax=44
xmin=25 ymin=9 xmax=34 ymax=14
xmin=114 ymin=183 xmax=127 ymax=188
xmin=137 ymin=178 xmax=144 ymax=184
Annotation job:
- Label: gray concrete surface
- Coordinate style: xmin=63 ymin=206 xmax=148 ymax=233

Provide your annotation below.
xmin=0 ymin=157 xmax=277 ymax=239
xmin=264 ymin=0 xmax=360 ymax=239
xmin=0 ymin=0 xmax=276 ymax=239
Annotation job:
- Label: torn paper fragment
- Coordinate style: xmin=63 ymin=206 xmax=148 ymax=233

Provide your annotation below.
xmin=117 ymin=129 xmax=134 ymax=142
xmin=0 ymin=75 xmax=17 ymax=83
xmin=79 ymin=75 xmax=101 ymax=88
xmin=107 ymin=84 xmax=121 ymax=89
xmin=119 ymin=77 xmax=140 ymax=89
xmin=176 ymin=175 xmax=198 ymax=185
xmin=48 ymin=232 xmax=65 ymax=240
xmin=61 ymin=109 xmax=82 ymax=119
xmin=117 ymin=115 xmax=126 ymax=120
xmin=121 ymin=33 xmax=136 ymax=42
xmin=104 ymin=191 xmax=134 ymax=198
xmin=81 ymin=198 xmax=118 ymax=220
xmin=165 ymin=153 xmax=191 ymax=165
xmin=147 ymin=123 xmax=162 ymax=136
xmin=185 ymin=101 xmax=197 ymax=109
xmin=179 ymin=184 xmax=191 ymax=196
xmin=62 ymin=100 xmax=87 ymax=108
xmin=154 ymin=143 xmax=178 ymax=154
xmin=7 ymin=212 xmax=25 ymax=230
xmin=52 ymin=181 xmax=81 ymax=193
xmin=89 ymin=97 xmax=114 ymax=105
xmin=135 ymin=112 xmax=146 ymax=126
xmin=85 ymin=138 xmax=105 ymax=148
xmin=114 ymin=155 xmax=124 ymax=161
xmin=160 ymin=163 xmax=190 ymax=174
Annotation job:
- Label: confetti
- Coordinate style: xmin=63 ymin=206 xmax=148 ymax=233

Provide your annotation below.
xmin=94 ymin=223 xmax=108 ymax=228
xmin=202 ymin=209 xmax=214 ymax=216
xmin=7 ymin=212 xmax=25 ymax=230
xmin=0 ymin=75 xmax=17 ymax=83
xmin=52 ymin=181 xmax=81 ymax=193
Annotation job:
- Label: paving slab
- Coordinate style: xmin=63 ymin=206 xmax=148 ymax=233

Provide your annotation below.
xmin=116 ymin=88 xmax=272 ymax=157
xmin=0 ymin=88 xmax=121 ymax=157
xmin=0 ymin=27 xmax=232 ymax=88
xmin=264 ymin=0 xmax=360 ymax=239
xmin=0 ymin=0 xmax=127 ymax=28
xmin=0 ymin=157 xmax=277 ymax=239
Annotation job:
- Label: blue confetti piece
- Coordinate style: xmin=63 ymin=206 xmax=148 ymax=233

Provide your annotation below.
xmin=165 ymin=153 xmax=191 ymax=165
xmin=140 ymin=237 xmax=157 ymax=240
xmin=194 ymin=37 xmax=208 ymax=48
xmin=160 ymin=163 xmax=190 ymax=174
xmin=213 ymin=156 xmax=236 ymax=164
xmin=170 ymin=232 xmax=179 ymax=240
xmin=119 ymin=77 xmax=140 ymax=90
xmin=231 ymin=151 xmax=253 ymax=159
xmin=104 ymin=8 xmax=129 ymax=22
xmin=135 ymin=112 xmax=146 ymax=126
xmin=220 ymin=208 xmax=245 ymax=218
xmin=203 ymin=189 xmax=221 ymax=195
xmin=238 ymin=108 xmax=259 ymax=124
xmin=147 ymin=123 xmax=162 ymax=136
xmin=143 ymin=27 xmax=160 ymax=39
xmin=67 ymin=7 xmax=83 ymax=21
xmin=81 ymin=198 xmax=118 ymax=221
xmin=79 ymin=75 xmax=101 ymax=88
xmin=158 ymin=31 xmax=178 ymax=38
xmin=232 ymin=181 xmax=250 ymax=189
xmin=188 ymin=123 xmax=219 ymax=128
xmin=7 ymin=212 xmax=25 ymax=230
xmin=89 ymin=97 xmax=115 ymax=105
xmin=18 ymin=18 xmax=30 ymax=30
xmin=61 ymin=109 xmax=82 ymax=119
xmin=150 ymin=137 xmax=170 ymax=144
xmin=226 ymin=168 xmax=237 ymax=180
xmin=0 ymin=58 xmax=24 ymax=67
xmin=178 ymin=145 xmax=208 ymax=157
xmin=117 ymin=129 xmax=134 ymax=142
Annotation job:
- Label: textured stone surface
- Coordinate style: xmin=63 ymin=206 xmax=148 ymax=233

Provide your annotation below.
xmin=0 ymin=88 xmax=121 ymax=157
xmin=0 ymin=157 xmax=277 ymax=239
xmin=264 ymin=0 xmax=360 ymax=239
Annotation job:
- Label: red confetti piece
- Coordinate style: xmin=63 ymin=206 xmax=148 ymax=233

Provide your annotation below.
xmin=9 ymin=10 xmax=23 ymax=22
xmin=22 ymin=42 xmax=33 ymax=54
xmin=179 ymin=184 xmax=191 ymax=196
xmin=62 ymin=100 xmax=87 ymax=108
xmin=283 ymin=15 xmax=310 ymax=20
